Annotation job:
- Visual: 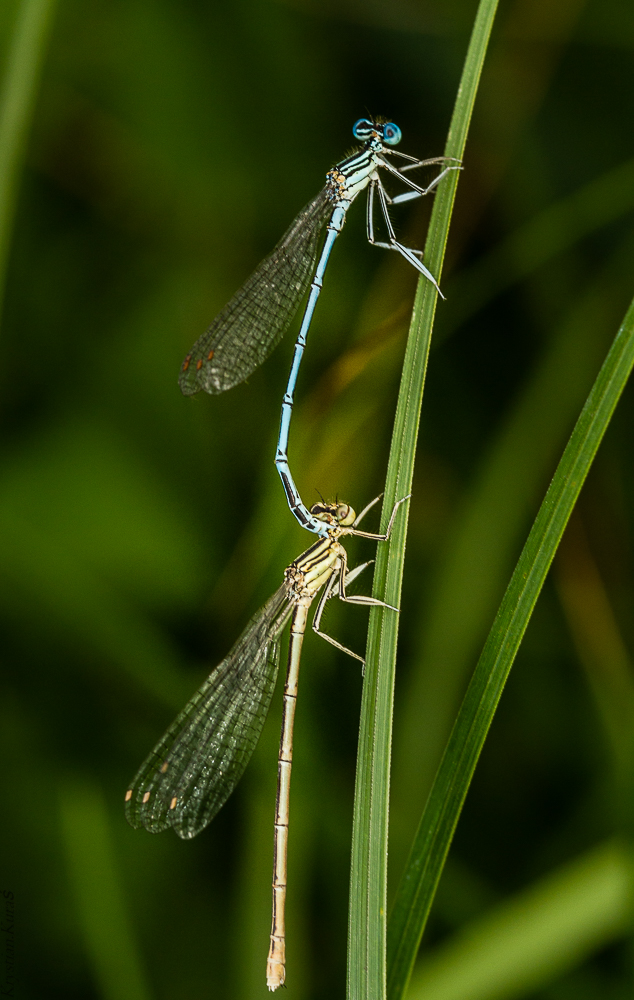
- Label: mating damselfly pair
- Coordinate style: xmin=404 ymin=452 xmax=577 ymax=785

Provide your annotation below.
xmin=125 ymin=118 xmax=459 ymax=989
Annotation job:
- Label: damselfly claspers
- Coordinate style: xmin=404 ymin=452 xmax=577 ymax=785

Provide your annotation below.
xmin=179 ymin=118 xmax=459 ymax=535
xmin=125 ymin=495 xmax=408 ymax=990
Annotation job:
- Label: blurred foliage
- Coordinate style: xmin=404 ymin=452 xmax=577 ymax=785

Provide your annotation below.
xmin=1 ymin=0 xmax=634 ymax=998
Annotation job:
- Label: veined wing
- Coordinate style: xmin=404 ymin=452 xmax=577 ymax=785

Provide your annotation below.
xmin=125 ymin=584 xmax=293 ymax=839
xmin=179 ymin=187 xmax=333 ymax=396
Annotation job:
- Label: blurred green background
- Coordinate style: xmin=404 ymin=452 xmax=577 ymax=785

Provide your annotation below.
xmin=1 ymin=0 xmax=634 ymax=998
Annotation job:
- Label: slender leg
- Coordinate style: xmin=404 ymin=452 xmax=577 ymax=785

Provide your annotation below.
xmin=367 ymin=176 xmax=444 ymax=293
xmin=275 ymin=203 xmax=350 ymax=536
xmin=349 ymin=494 xmax=411 ymax=541
xmin=343 ymin=559 xmax=374 ymax=587
xmin=312 ymin=568 xmax=366 ymax=662
xmin=311 ymin=548 xmax=399 ymax=661
xmin=376 ymin=160 xmax=462 ymax=205
xmin=382 ymin=149 xmax=461 ymax=171
xmin=353 ymin=493 xmax=383 ymax=528
xmin=368 ymin=182 xmax=426 ymax=256
xmin=379 ymin=154 xmax=462 ymax=205
xmin=366 ymin=181 xmax=375 ymax=244
xmin=336 ymin=546 xmax=398 ymax=610
xmin=370 ymin=181 xmax=444 ymax=297
xmin=312 ymin=568 xmax=391 ymax=662
xmin=398 ymin=155 xmax=462 ymax=174
xmin=267 ymin=600 xmax=310 ymax=991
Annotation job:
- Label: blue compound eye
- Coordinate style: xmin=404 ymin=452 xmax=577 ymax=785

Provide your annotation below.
xmin=383 ymin=122 xmax=402 ymax=146
xmin=353 ymin=118 xmax=374 ymax=140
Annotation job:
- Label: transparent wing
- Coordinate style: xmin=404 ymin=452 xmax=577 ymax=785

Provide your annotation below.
xmin=179 ymin=187 xmax=333 ymax=396
xmin=125 ymin=584 xmax=293 ymax=839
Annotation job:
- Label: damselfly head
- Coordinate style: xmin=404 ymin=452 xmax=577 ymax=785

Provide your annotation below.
xmin=352 ymin=118 xmax=402 ymax=147
xmin=309 ymin=501 xmax=356 ymax=527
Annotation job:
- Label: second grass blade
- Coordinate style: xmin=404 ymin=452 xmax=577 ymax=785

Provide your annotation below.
xmin=386 ymin=293 xmax=634 ymax=999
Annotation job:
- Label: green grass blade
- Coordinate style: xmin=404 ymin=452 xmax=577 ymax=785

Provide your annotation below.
xmin=392 ymin=229 xmax=633 ymax=835
xmin=346 ymin=2 xmax=500 ymax=998
xmin=386 ymin=293 xmax=634 ymax=999
xmin=0 ymin=0 xmax=57 ymax=323
xmin=408 ymin=840 xmax=634 ymax=1000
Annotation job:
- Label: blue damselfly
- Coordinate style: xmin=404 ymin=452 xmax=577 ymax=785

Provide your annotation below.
xmin=125 ymin=495 xmax=408 ymax=989
xmin=179 ymin=118 xmax=459 ymax=535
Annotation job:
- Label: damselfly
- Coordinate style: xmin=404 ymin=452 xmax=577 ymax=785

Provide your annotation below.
xmin=125 ymin=495 xmax=408 ymax=990
xmin=179 ymin=118 xmax=459 ymax=536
